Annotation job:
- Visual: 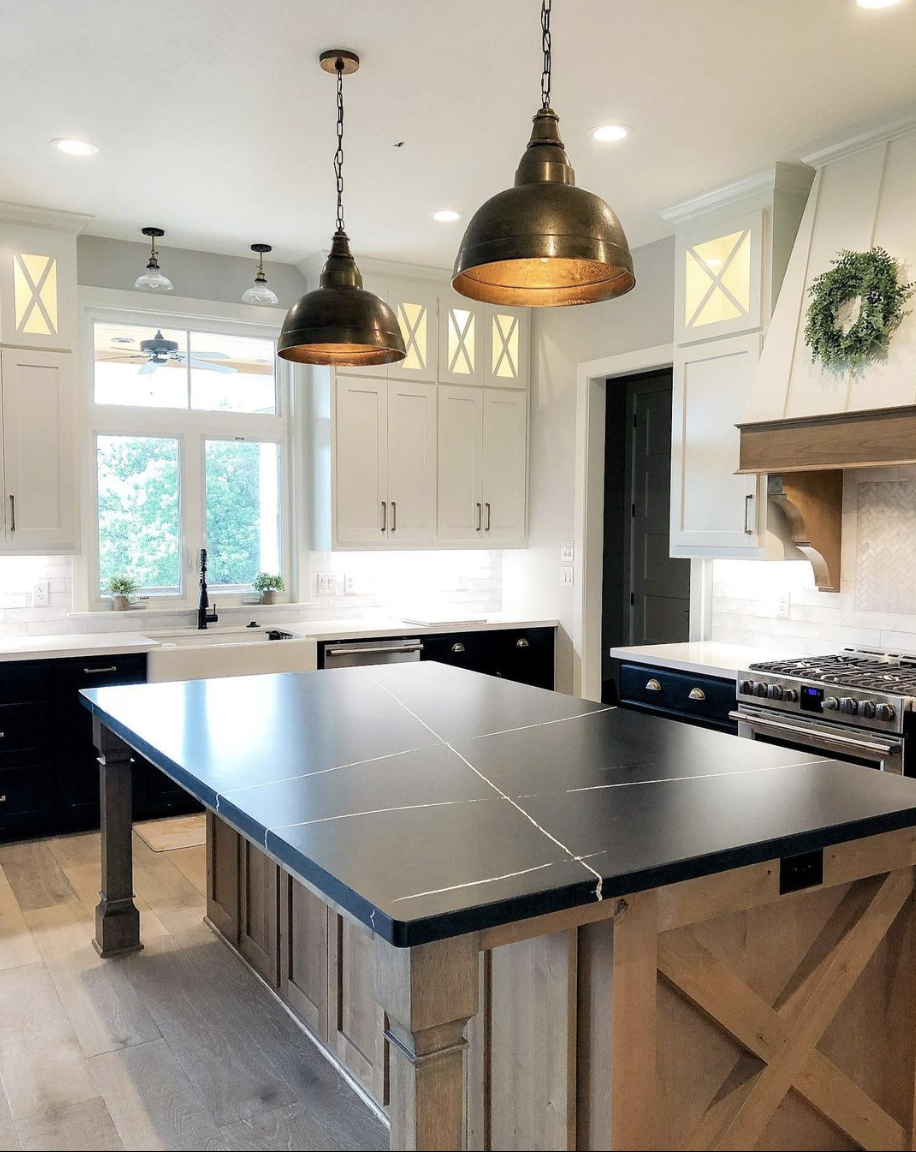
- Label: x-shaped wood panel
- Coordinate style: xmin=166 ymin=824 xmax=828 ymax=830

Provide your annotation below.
xmin=397 ymin=302 xmax=427 ymax=370
xmin=658 ymin=869 xmax=913 ymax=1151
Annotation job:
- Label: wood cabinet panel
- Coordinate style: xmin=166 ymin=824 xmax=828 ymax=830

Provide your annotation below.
xmin=281 ymin=875 xmax=329 ymax=1043
xmin=328 ymin=911 xmax=388 ymax=1106
xmin=239 ymin=834 xmax=280 ymax=987
xmin=206 ymin=811 xmax=239 ymax=943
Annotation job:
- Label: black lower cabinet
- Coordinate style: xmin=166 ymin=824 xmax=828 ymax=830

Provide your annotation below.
xmin=617 ymin=661 xmax=738 ymax=734
xmin=1 ymin=652 xmax=200 ymax=843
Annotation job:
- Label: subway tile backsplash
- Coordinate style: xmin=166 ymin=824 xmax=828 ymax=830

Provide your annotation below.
xmin=711 ymin=468 xmax=916 ymax=656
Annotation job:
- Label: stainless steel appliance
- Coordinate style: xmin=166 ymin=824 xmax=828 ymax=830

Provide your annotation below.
xmin=323 ymin=638 xmax=424 ymax=669
xmin=733 ymin=649 xmax=916 ymax=776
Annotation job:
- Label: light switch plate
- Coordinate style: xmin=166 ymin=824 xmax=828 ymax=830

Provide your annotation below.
xmin=33 ymin=580 xmax=50 ymax=607
xmin=316 ymin=573 xmax=334 ymax=596
xmin=560 ymin=566 xmax=574 ymax=587
xmin=560 ymin=541 xmax=574 ymax=563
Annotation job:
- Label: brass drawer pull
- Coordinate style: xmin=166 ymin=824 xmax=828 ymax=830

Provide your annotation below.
xmin=645 ymin=678 xmax=662 ymax=692
xmin=451 ymin=642 xmax=466 ymax=653
xmin=83 ymin=665 xmax=118 ymax=674
xmin=0 ymin=795 xmax=6 ymax=803
xmin=516 ymin=638 xmax=530 ymax=648
xmin=688 ymin=687 xmax=706 ymax=701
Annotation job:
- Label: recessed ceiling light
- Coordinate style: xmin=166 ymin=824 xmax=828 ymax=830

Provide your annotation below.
xmin=857 ymin=0 xmax=904 ymax=7
xmin=432 ymin=209 xmax=462 ymax=223
xmin=592 ymin=124 xmax=629 ymax=143
xmin=52 ymin=137 xmax=98 ymax=156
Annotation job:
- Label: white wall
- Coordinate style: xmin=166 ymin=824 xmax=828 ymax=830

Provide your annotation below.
xmin=502 ymin=237 xmax=675 ymax=693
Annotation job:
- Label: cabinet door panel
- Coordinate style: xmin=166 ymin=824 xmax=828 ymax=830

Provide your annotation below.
xmin=239 ymin=836 xmax=280 ymax=987
xmin=387 ymin=281 xmax=438 ymax=382
xmin=387 ymin=381 xmax=437 ymax=546
xmin=437 ymin=386 xmax=483 ymax=545
xmin=281 ymin=875 xmax=329 ymax=1042
xmin=482 ymin=389 xmax=527 ymax=547
xmin=333 ymin=376 xmax=387 ymax=547
xmin=328 ymin=912 xmax=388 ymax=1107
xmin=0 ymin=348 xmax=75 ymax=550
xmin=670 ymin=333 xmax=762 ymax=553
xmin=439 ymin=296 xmax=484 ymax=385
xmin=484 ymin=306 xmax=529 ymax=389
xmin=206 ymin=812 xmax=240 ymax=943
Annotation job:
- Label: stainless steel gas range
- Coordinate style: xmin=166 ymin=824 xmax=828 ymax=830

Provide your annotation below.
xmin=733 ymin=649 xmax=916 ymax=776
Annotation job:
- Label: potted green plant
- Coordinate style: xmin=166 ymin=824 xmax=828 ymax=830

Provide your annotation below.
xmin=106 ymin=575 xmax=139 ymax=611
xmin=252 ymin=572 xmax=284 ymax=605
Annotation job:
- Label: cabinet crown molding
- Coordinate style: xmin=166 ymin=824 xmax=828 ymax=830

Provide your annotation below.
xmin=799 ymin=112 xmax=916 ymax=169
xmin=660 ymin=162 xmax=814 ymax=226
xmin=0 ymin=200 xmax=93 ymax=234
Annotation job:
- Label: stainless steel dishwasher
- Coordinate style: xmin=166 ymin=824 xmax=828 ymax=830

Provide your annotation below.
xmin=322 ymin=638 xmax=424 ymax=668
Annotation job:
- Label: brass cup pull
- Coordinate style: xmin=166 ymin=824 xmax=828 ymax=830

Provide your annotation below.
xmin=516 ymin=638 xmax=530 ymax=648
xmin=451 ymin=642 xmax=466 ymax=653
xmin=688 ymin=687 xmax=706 ymax=701
xmin=0 ymin=794 xmax=6 ymax=803
xmin=645 ymin=678 xmax=662 ymax=692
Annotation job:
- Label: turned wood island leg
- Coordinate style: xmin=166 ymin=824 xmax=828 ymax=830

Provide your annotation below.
xmin=374 ymin=933 xmax=480 ymax=1151
xmin=92 ymin=718 xmax=142 ymax=958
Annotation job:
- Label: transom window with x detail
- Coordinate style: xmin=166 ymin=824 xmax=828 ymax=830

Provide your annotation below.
xmin=684 ymin=227 xmax=752 ymax=329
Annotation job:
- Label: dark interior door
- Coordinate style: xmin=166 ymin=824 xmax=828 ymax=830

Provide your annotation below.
xmin=625 ymin=376 xmax=691 ymax=645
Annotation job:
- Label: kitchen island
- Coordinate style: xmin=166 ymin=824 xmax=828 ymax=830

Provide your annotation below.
xmin=81 ymin=663 xmax=916 ymax=1151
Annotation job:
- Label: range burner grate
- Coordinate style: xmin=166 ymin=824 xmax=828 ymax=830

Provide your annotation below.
xmin=749 ymin=651 xmax=916 ymax=694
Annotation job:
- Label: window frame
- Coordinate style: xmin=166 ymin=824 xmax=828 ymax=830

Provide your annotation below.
xmin=78 ymin=292 xmax=291 ymax=612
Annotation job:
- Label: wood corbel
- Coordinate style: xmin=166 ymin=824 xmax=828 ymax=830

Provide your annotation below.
xmin=768 ymin=470 xmax=843 ymax=592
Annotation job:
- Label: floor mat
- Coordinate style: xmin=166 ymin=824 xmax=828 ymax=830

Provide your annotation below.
xmin=134 ymin=813 xmax=206 ymax=852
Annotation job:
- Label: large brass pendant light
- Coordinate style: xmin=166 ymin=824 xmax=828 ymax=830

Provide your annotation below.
xmin=453 ymin=0 xmax=635 ymax=307
xmin=278 ymin=51 xmax=406 ymax=366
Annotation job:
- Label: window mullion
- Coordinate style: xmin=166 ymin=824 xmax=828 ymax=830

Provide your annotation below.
xmin=182 ymin=433 xmax=204 ymax=602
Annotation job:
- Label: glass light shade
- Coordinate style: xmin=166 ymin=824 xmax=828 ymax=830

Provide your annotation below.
xmin=133 ymin=265 xmax=174 ymax=292
xmin=241 ymin=279 xmax=280 ymax=306
xmin=453 ymin=108 xmax=635 ymax=307
xmin=278 ymin=232 xmax=406 ymax=366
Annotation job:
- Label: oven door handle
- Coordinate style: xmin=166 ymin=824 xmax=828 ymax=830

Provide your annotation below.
xmin=729 ymin=711 xmax=901 ymax=759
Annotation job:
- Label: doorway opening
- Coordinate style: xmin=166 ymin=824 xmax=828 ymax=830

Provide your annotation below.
xmin=601 ymin=369 xmax=690 ymax=702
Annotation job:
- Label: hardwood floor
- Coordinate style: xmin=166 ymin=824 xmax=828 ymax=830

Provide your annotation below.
xmin=0 ymin=831 xmax=387 ymax=1152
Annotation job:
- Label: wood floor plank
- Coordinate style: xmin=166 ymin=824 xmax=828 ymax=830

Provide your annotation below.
xmin=61 ymin=861 xmax=170 ymax=941
xmin=14 ymin=1097 xmax=122 ymax=1151
xmin=220 ymin=1102 xmax=329 ymax=1151
xmin=90 ymin=1038 xmax=226 ymax=1152
xmin=131 ymin=847 xmax=207 ymax=937
xmin=0 ymin=865 xmax=41 ymax=972
xmin=47 ymin=833 xmax=102 ymax=871
xmin=167 ymin=846 xmax=207 ymax=896
xmin=0 ymin=963 xmax=100 ymax=1121
xmin=0 ymin=842 xmax=77 ymax=912
xmin=134 ymin=815 xmax=206 ymax=854
xmin=119 ymin=934 xmax=296 ymax=1127
xmin=24 ymin=902 xmax=161 ymax=1058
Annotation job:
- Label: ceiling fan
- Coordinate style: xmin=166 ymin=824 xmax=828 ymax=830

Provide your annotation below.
xmin=98 ymin=330 xmax=237 ymax=375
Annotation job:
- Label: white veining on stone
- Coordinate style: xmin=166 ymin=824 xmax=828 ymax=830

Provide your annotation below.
xmin=220 ymin=744 xmax=431 ymax=795
xmin=565 ymin=759 xmax=835 ymax=794
xmin=471 ymin=706 xmax=615 ymax=740
xmin=390 ymin=862 xmax=558 ymax=904
xmin=272 ymin=797 xmax=488 ymax=831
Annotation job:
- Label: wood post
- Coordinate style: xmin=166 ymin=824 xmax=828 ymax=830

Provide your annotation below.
xmin=374 ymin=933 xmax=479 ymax=1151
xmin=92 ymin=718 xmax=142 ymax=958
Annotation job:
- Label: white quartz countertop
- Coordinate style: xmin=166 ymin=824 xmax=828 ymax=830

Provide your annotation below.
xmin=0 ymin=617 xmax=560 ymax=663
xmin=610 ymin=641 xmax=809 ymax=680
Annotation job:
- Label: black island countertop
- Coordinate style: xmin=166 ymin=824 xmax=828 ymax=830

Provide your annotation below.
xmin=81 ymin=662 xmax=916 ymax=946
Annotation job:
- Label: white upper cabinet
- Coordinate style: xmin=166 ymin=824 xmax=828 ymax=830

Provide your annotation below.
xmin=0 ymin=221 xmax=79 ymax=351
xmin=674 ymin=210 xmax=763 ymax=345
xmin=437 ymin=385 xmax=483 ymax=545
xmin=386 ymin=381 xmax=437 ymax=545
xmin=333 ymin=376 xmax=388 ymax=546
xmin=438 ymin=293 xmax=484 ymax=385
xmin=482 ymin=389 xmax=528 ymax=546
xmin=0 ymin=348 xmax=76 ymax=552
xmin=483 ymin=307 xmax=529 ymax=389
xmin=387 ymin=280 xmax=438 ymax=383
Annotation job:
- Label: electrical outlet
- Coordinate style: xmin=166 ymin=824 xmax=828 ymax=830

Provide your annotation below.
xmin=345 ymin=574 xmax=356 ymax=594
xmin=776 ymin=593 xmax=791 ymax=620
xmin=316 ymin=573 xmax=334 ymax=596
xmin=33 ymin=580 xmax=50 ymax=607
xmin=560 ymin=541 xmax=574 ymax=563
xmin=560 ymin=566 xmax=574 ymax=587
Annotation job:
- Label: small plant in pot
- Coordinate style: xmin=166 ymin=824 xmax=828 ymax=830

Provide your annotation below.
xmin=106 ymin=575 xmax=139 ymax=611
xmin=252 ymin=572 xmax=284 ymax=605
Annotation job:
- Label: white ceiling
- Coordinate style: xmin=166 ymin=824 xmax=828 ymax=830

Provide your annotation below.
xmin=1 ymin=0 xmax=915 ymax=269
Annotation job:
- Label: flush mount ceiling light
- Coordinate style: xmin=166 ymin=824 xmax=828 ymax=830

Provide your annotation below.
xmin=241 ymin=243 xmax=280 ymax=306
xmin=51 ymin=137 xmax=98 ymax=156
xmin=452 ymin=0 xmax=635 ymax=307
xmin=133 ymin=227 xmax=174 ymax=292
xmin=432 ymin=209 xmax=463 ymax=223
xmin=591 ymin=124 xmax=629 ymax=142
xmin=278 ymin=50 xmax=405 ymax=366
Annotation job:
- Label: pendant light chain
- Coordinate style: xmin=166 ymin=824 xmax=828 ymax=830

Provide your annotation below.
xmin=540 ymin=0 xmax=552 ymax=110
xmin=334 ymin=59 xmax=346 ymax=234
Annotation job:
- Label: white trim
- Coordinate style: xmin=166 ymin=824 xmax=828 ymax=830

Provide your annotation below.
xmin=573 ymin=343 xmax=674 ymax=701
xmin=800 ymin=113 xmax=916 ymax=169
xmin=0 ymin=200 xmax=92 ymax=233
xmin=660 ymin=162 xmax=813 ymax=225
xmin=78 ymin=285 xmax=286 ymax=328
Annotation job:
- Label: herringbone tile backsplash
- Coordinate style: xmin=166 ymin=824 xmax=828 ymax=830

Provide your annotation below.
xmin=855 ymin=482 xmax=916 ymax=615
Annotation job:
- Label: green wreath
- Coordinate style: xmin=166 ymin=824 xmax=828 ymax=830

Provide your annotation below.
xmin=804 ymin=247 xmax=913 ymax=370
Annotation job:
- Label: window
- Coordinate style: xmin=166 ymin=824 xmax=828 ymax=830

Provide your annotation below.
xmin=88 ymin=312 xmax=287 ymax=603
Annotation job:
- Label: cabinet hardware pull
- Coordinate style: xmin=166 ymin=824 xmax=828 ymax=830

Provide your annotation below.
xmin=83 ymin=665 xmax=118 ymax=674
xmin=381 ymin=501 xmax=387 ymax=532
xmin=476 ymin=502 xmax=482 ymax=531
xmin=645 ymin=678 xmax=662 ymax=692
xmin=451 ymin=642 xmax=466 ymax=653
xmin=744 ymin=493 xmax=754 ymax=535
xmin=0 ymin=795 xmax=6 ymax=803
xmin=0 ymin=732 xmax=4 ymax=738
xmin=391 ymin=501 xmax=397 ymax=532
xmin=485 ymin=501 xmax=491 ymax=531
xmin=8 ymin=495 xmax=14 ymax=533
xmin=688 ymin=687 xmax=706 ymax=701
xmin=516 ymin=638 xmax=530 ymax=648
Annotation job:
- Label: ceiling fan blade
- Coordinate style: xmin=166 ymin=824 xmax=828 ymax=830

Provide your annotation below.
xmin=138 ymin=360 xmax=164 ymax=375
xmin=187 ymin=350 xmax=230 ymax=359
xmin=186 ymin=357 xmax=237 ymax=374
xmin=97 ymin=353 xmax=146 ymax=362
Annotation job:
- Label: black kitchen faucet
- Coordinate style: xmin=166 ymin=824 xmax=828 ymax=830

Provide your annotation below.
xmin=197 ymin=548 xmax=218 ymax=629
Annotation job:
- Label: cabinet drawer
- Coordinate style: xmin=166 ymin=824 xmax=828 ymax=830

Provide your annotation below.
xmin=0 ymin=701 xmax=51 ymax=754
xmin=489 ymin=628 xmax=555 ymax=689
xmin=0 ymin=661 xmax=54 ymax=704
xmin=56 ymin=654 xmax=147 ymax=743
xmin=0 ymin=764 xmax=54 ymax=840
xmin=618 ymin=663 xmax=737 ymax=730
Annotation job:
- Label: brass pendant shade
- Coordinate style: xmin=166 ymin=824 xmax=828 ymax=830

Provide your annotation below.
xmin=452 ymin=108 xmax=636 ymax=307
xmin=277 ymin=232 xmax=405 ymax=365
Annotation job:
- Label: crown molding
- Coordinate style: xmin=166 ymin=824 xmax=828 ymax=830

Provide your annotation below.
xmin=799 ymin=111 xmax=916 ymax=169
xmin=660 ymin=162 xmax=814 ymax=225
xmin=0 ymin=200 xmax=93 ymax=234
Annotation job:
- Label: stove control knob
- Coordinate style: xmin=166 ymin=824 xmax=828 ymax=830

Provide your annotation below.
xmin=754 ymin=682 xmax=768 ymax=698
xmin=860 ymin=701 xmax=876 ymax=719
xmin=876 ymin=703 xmax=896 ymax=722
xmin=783 ymin=688 xmax=798 ymax=703
xmin=739 ymin=680 xmax=753 ymax=696
xmin=823 ymin=696 xmax=840 ymax=712
xmin=840 ymin=697 xmax=858 ymax=716
xmin=767 ymin=684 xmax=784 ymax=701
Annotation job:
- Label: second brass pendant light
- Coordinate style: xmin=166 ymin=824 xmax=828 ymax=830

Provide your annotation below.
xmin=453 ymin=0 xmax=635 ymax=307
xmin=278 ymin=51 xmax=406 ymax=366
